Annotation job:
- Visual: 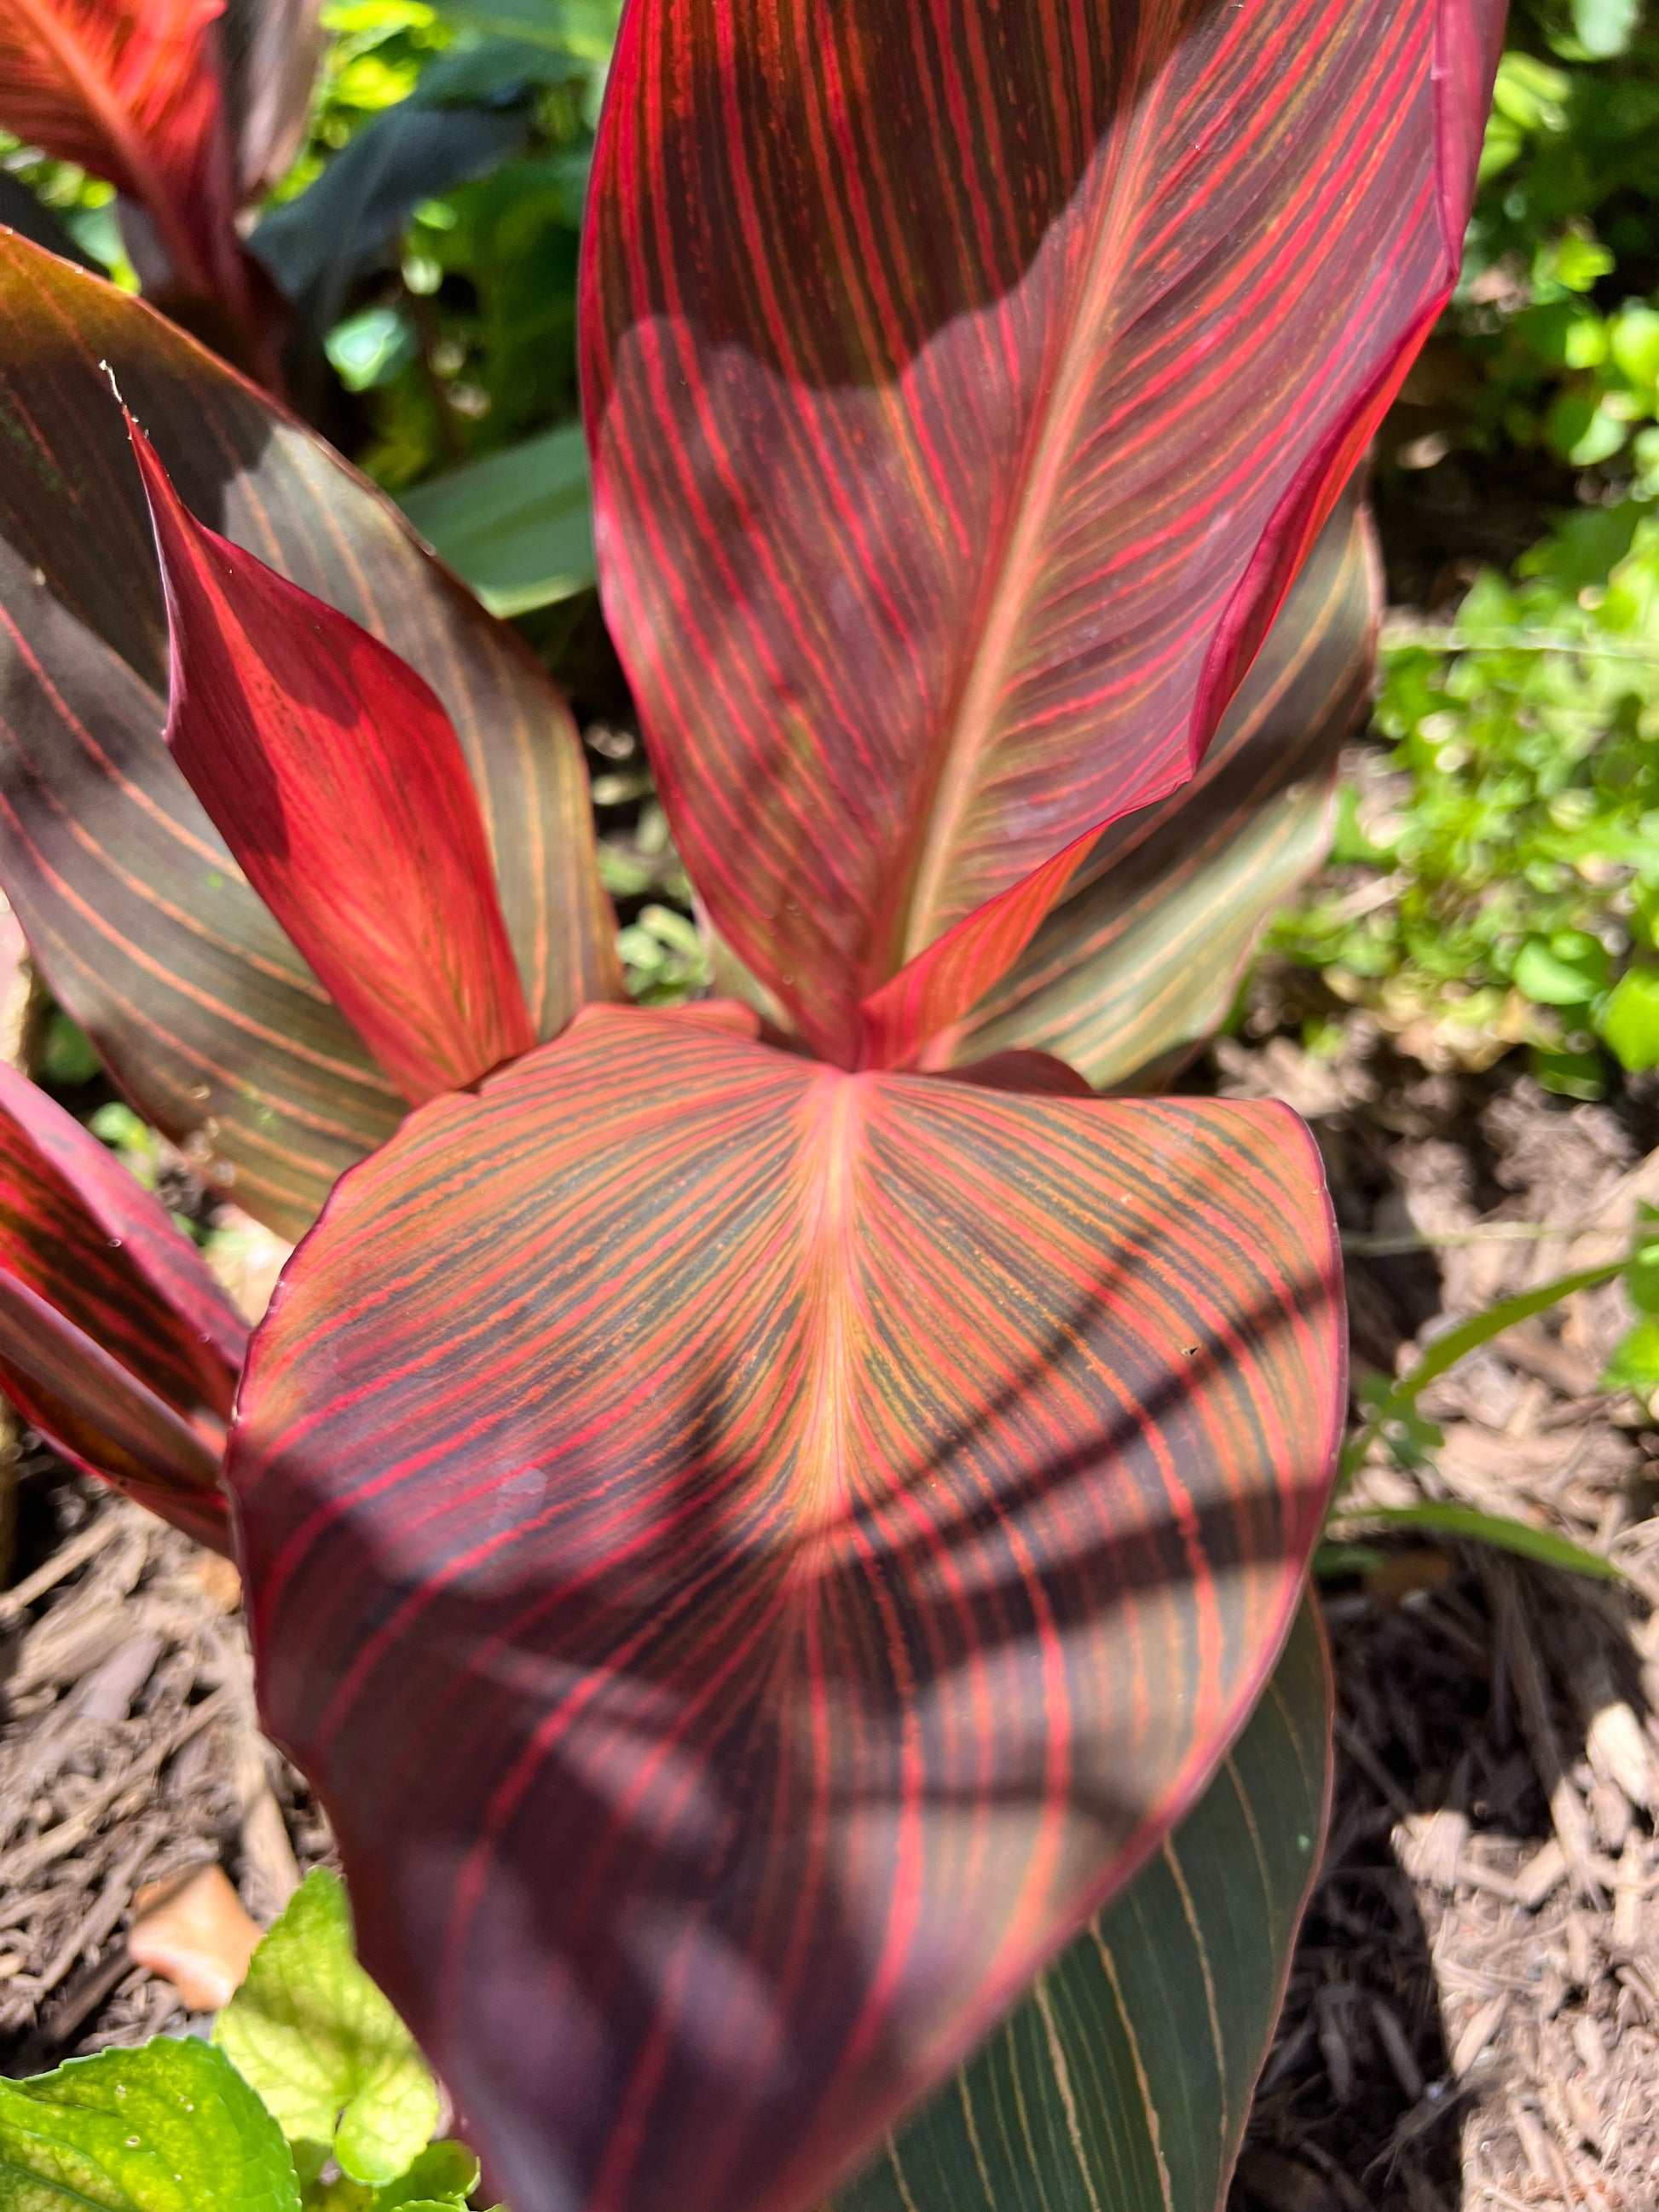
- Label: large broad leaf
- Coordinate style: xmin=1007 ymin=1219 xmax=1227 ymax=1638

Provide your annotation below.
xmin=944 ymin=488 xmax=1380 ymax=1090
xmin=582 ymin=0 xmax=1504 ymax=1071
xmin=132 ymin=422 xmax=535 ymax=1104
xmin=840 ymin=1599 xmax=1330 ymax=2212
xmin=0 ymin=1061 xmax=241 ymax=1549
xmin=0 ymin=0 xmax=251 ymax=331
xmin=0 ymin=234 xmax=618 ymax=1240
xmin=230 ymin=1004 xmax=1343 ymax=2212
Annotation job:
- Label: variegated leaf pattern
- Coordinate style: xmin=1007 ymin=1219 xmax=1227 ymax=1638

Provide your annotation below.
xmin=132 ymin=422 xmax=535 ymax=1106
xmin=0 ymin=234 xmax=619 ymax=1239
xmin=838 ymin=1600 xmax=1330 ymax=2212
xmin=0 ymin=1062 xmax=242 ymax=1550
xmin=230 ymin=1005 xmax=1343 ymax=2212
xmin=0 ymin=0 xmax=240 ymax=309
xmin=583 ymin=0 xmax=1506 ymax=1069
xmin=942 ymin=488 xmax=1380 ymax=1090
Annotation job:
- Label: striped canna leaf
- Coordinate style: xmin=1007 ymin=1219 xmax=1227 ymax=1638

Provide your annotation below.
xmin=942 ymin=485 xmax=1382 ymax=1090
xmin=0 ymin=234 xmax=620 ymax=1241
xmin=582 ymin=0 xmax=1504 ymax=1072
xmin=229 ymin=1004 xmax=1344 ymax=2212
xmin=0 ymin=1060 xmax=243 ymax=1550
xmin=0 ymin=0 xmax=263 ymax=361
xmin=839 ymin=1599 xmax=1331 ymax=2212
xmin=130 ymin=421 xmax=536 ymax=1105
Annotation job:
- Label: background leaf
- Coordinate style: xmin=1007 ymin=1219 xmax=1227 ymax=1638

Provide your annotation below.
xmin=398 ymin=420 xmax=593 ymax=617
xmin=945 ymin=488 xmax=1380 ymax=1089
xmin=583 ymin=0 xmax=1505 ymax=1067
xmin=231 ymin=1006 xmax=1343 ymax=2212
xmin=214 ymin=1872 xmax=439 ymax=2190
xmin=0 ymin=234 xmax=617 ymax=1239
xmin=838 ymin=1601 xmax=1330 ymax=2212
xmin=0 ymin=2034 xmax=300 ymax=2211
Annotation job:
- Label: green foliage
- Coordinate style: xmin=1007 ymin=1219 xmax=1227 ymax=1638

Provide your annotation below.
xmin=0 ymin=2035 xmax=299 ymax=2211
xmin=1273 ymin=504 xmax=1659 ymax=1090
xmin=1429 ymin=11 xmax=1659 ymax=483
xmin=0 ymin=1874 xmax=496 ymax=2212
xmin=213 ymin=1873 xmax=438 ymax=2191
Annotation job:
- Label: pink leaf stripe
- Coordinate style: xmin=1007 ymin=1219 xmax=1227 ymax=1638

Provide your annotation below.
xmin=583 ymin=0 xmax=1504 ymax=1070
xmin=0 ymin=1066 xmax=241 ymax=1549
xmin=231 ymin=1006 xmax=1344 ymax=2212
xmin=130 ymin=419 xmax=535 ymax=1106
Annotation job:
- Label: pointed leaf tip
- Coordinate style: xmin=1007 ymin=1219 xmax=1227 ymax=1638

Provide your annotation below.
xmin=127 ymin=414 xmax=535 ymax=1105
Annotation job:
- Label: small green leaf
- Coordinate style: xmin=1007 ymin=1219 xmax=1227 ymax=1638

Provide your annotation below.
xmin=373 ymin=2144 xmax=479 ymax=2209
xmin=1602 ymin=1317 xmax=1659 ymax=1394
xmin=1599 ymin=967 xmax=1659 ymax=1071
xmin=1330 ymin=1502 xmax=1624 ymax=1580
xmin=214 ymin=1873 xmax=439 ymax=2189
xmin=1573 ymin=0 xmax=1639 ymax=56
xmin=0 ymin=2035 xmax=299 ymax=2212
xmin=1514 ymin=934 xmax=1603 ymax=1006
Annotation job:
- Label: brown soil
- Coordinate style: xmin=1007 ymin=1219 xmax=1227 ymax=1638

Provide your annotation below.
xmin=1226 ymin=1014 xmax=1659 ymax=2211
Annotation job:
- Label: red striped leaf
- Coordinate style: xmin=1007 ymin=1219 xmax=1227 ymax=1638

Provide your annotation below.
xmin=0 ymin=235 xmax=619 ymax=1237
xmin=0 ymin=0 xmax=250 ymax=335
xmin=942 ymin=484 xmax=1381 ymax=1089
xmin=131 ymin=421 xmax=536 ymax=1106
xmin=0 ymin=1064 xmax=242 ymax=1547
xmin=582 ymin=0 xmax=1503 ymax=1070
xmin=230 ymin=1005 xmax=1343 ymax=2212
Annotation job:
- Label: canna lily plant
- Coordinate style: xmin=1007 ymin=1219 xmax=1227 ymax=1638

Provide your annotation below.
xmin=0 ymin=0 xmax=321 ymax=381
xmin=0 ymin=3 xmax=1502 ymax=2209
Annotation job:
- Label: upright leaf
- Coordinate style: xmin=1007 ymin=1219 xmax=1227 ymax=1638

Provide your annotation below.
xmin=945 ymin=488 xmax=1380 ymax=1089
xmin=840 ymin=1601 xmax=1331 ymax=2212
xmin=231 ymin=1005 xmax=1343 ymax=2212
xmin=584 ymin=0 xmax=1504 ymax=1068
xmin=131 ymin=424 xmax=535 ymax=1105
xmin=0 ymin=234 xmax=618 ymax=1238
xmin=0 ymin=1066 xmax=240 ymax=1548
xmin=219 ymin=0 xmax=325 ymax=199
xmin=0 ymin=0 xmax=244 ymax=315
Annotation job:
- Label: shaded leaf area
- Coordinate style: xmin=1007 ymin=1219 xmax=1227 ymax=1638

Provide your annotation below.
xmin=231 ymin=1006 xmax=1343 ymax=2212
xmin=0 ymin=2031 xmax=300 ymax=2210
xmin=0 ymin=234 xmax=617 ymax=1239
xmin=250 ymin=102 xmax=531 ymax=344
xmin=841 ymin=1601 xmax=1330 ymax=2212
xmin=584 ymin=0 xmax=1504 ymax=1068
xmin=0 ymin=1065 xmax=240 ymax=1551
xmin=217 ymin=0 xmax=326 ymax=202
xmin=945 ymin=488 xmax=1380 ymax=1091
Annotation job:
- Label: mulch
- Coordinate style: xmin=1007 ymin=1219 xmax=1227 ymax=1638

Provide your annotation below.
xmin=5 ymin=1003 xmax=1659 ymax=2209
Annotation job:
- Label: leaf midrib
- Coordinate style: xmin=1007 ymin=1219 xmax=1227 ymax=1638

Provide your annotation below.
xmin=890 ymin=40 xmax=1171 ymax=974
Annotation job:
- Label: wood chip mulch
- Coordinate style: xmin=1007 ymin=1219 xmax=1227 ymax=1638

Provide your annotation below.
xmin=1226 ymin=1013 xmax=1659 ymax=2210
